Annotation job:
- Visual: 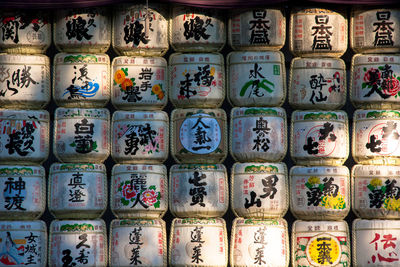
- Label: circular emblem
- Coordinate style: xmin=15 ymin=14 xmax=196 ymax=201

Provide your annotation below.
xmin=306 ymin=234 xmax=341 ymax=266
xmin=367 ymin=121 xmax=400 ymax=155
xmin=304 ymin=123 xmax=337 ymax=157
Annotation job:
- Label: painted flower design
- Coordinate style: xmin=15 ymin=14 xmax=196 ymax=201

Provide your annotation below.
xmin=141 ymin=189 xmax=158 ymax=205
xmin=370 ymin=178 xmax=383 ymax=188
xmin=307 ymin=176 xmax=320 ymax=186
xmin=363 ymin=68 xmax=381 ymax=85
xmin=151 ymin=84 xmax=165 ymax=100
xmin=121 ymin=78 xmax=133 ymax=91
xmin=382 ymin=77 xmax=400 ymax=96
xmin=122 ymin=184 xmax=136 ymax=200
xmin=114 ymin=69 xmax=126 ymax=84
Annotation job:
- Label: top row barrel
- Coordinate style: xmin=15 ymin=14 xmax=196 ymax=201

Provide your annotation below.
xmin=0 ymin=6 xmax=399 ymax=55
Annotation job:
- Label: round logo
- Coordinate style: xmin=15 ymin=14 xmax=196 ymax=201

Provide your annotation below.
xmin=304 ymin=123 xmax=337 ymax=157
xmin=367 ymin=122 xmax=400 ymax=155
xmin=306 ymin=234 xmax=341 ymax=266
xmin=179 ymin=114 xmax=221 ymax=154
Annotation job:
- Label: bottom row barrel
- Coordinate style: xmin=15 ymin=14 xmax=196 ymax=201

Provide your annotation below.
xmin=1 ymin=219 xmax=399 ymax=266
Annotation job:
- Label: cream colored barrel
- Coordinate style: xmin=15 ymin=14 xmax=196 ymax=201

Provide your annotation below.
xmin=0 ymin=220 xmax=47 ymax=266
xmin=169 ymin=218 xmax=228 ymax=267
xmin=0 ymin=165 xmax=45 ymax=220
xmin=111 ymin=110 xmax=169 ymax=163
xmin=289 ymin=57 xmax=346 ymax=110
xmin=170 ymin=6 xmax=225 ymax=52
xmin=54 ymin=108 xmax=110 ymax=163
xmin=292 ymin=220 xmax=350 ymax=267
xmin=53 ymin=53 xmax=110 ymax=108
xmin=0 ymin=10 xmax=51 ymax=54
xmin=290 ymin=165 xmax=350 ymax=220
xmin=291 ymin=110 xmax=349 ymax=166
xmin=49 ymin=219 xmax=107 ymax=266
xmin=230 ymin=218 xmax=289 ymax=267
xmin=169 ymin=53 xmax=225 ymax=108
xmin=48 ymin=163 xmax=107 ymax=219
xmin=111 ymin=56 xmax=168 ymax=110
xmin=351 ymin=8 xmax=400 ymax=54
xmin=289 ymin=7 xmax=347 ymax=57
xmin=227 ymin=51 xmax=286 ymax=107
xmin=230 ymin=107 xmax=287 ymax=162
xmin=169 ymin=164 xmax=228 ymax=218
xmin=0 ymin=54 xmax=50 ymax=109
xmin=352 ymin=164 xmax=400 ymax=219
xmin=231 ymin=162 xmax=288 ymax=219
xmin=111 ymin=164 xmax=168 ymax=219
xmin=110 ymin=219 xmax=167 ymax=267
xmin=0 ymin=109 xmax=49 ymax=164
xmin=352 ymin=109 xmax=400 ymax=165
xmin=171 ymin=108 xmax=227 ymax=164
xmin=54 ymin=7 xmax=111 ymax=53
xmin=228 ymin=8 xmax=285 ymax=51
xmin=112 ymin=4 xmax=169 ymax=56
xmin=351 ymin=54 xmax=400 ymax=109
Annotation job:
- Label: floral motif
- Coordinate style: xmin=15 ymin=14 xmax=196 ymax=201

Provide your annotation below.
xmin=114 ymin=69 xmax=126 ymax=84
xmin=307 ymin=176 xmax=320 ymax=186
xmin=141 ymin=189 xmax=158 ymax=205
xmin=151 ymin=84 xmax=165 ymax=100
xmin=122 ymin=183 xmax=137 ymax=200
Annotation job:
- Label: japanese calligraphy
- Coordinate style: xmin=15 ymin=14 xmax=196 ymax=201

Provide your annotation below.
xmin=369 ymin=233 xmax=399 ymax=263
xmin=306 ymin=177 xmax=339 ymax=206
xmin=244 ymin=175 xmax=278 ymax=208
xmin=138 ymin=68 xmax=153 ymax=91
xmin=68 ymin=172 xmax=86 ymax=203
xmin=5 ymin=121 xmax=36 ymax=156
xmin=1 ymin=14 xmax=47 ymax=44
xmin=249 ymin=10 xmax=270 ymax=44
xmin=0 ymin=65 xmax=38 ymax=97
xmin=373 ymin=11 xmax=394 ymax=47
xmin=190 ymin=226 xmax=204 ymax=264
xmin=191 ymin=118 xmax=212 ymax=151
xmin=61 ymin=233 xmax=91 ymax=266
xmin=366 ymin=121 xmax=400 ymax=153
xmin=24 ymin=232 xmax=39 ymax=265
xmin=189 ymin=170 xmax=207 ymax=207
xmin=123 ymin=11 xmax=154 ymax=46
xmin=63 ymin=64 xmax=99 ymax=100
xmin=363 ymin=64 xmax=400 ymax=99
xmin=183 ymin=16 xmax=213 ymax=41
xmin=253 ymin=227 xmax=268 ymax=265
xmin=71 ymin=118 xmax=96 ymax=154
xmin=252 ymin=117 xmax=271 ymax=152
xmin=303 ymin=122 xmax=336 ymax=155
xmin=316 ymin=237 xmax=333 ymax=264
xmin=65 ymin=9 xmax=96 ymax=41
xmin=311 ymin=15 xmax=333 ymax=51
xmin=179 ymin=64 xmax=215 ymax=99
xmin=129 ymin=227 xmax=143 ymax=265
xmin=124 ymin=124 xmax=157 ymax=155
xmin=368 ymin=179 xmax=400 ymax=209
xmin=3 ymin=177 xmax=26 ymax=211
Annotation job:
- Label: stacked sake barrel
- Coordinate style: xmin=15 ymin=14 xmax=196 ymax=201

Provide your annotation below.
xmin=288 ymin=7 xmax=351 ymax=267
xmin=349 ymin=8 xmax=400 ymax=266
xmin=0 ymin=10 xmax=50 ymax=266
xmin=168 ymin=6 xmax=229 ymax=267
xmin=48 ymin=8 xmax=111 ymax=266
xmin=227 ymin=8 xmax=290 ymax=267
xmin=109 ymin=4 xmax=169 ymax=267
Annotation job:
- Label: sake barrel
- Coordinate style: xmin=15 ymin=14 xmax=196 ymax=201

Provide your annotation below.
xmin=171 ymin=108 xmax=227 ymax=164
xmin=292 ymin=220 xmax=350 ymax=267
xmin=169 ymin=164 xmax=228 ymax=218
xmin=170 ymin=6 xmax=225 ymax=52
xmin=0 ymin=109 xmax=49 ymax=164
xmin=289 ymin=57 xmax=346 ymax=110
xmin=169 ymin=53 xmax=225 ymax=108
xmin=110 ymin=219 xmax=167 ymax=266
xmin=230 ymin=218 xmax=289 ymax=267
xmin=351 ymin=54 xmax=400 ymax=109
xmin=231 ymin=162 xmax=289 ymax=219
xmin=111 ymin=56 xmax=168 ymax=110
xmin=0 ymin=9 xmax=51 ymax=54
xmin=54 ymin=7 xmax=111 ymax=53
xmin=48 ymin=163 xmax=107 ymax=219
xmin=54 ymin=108 xmax=110 ymax=163
xmin=228 ymin=8 xmax=285 ymax=51
xmin=53 ymin=53 xmax=110 ymax=108
xmin=291 ymin=110 xmax=349 ymax=166
xmin=0 ymin=165 xmax=45 ymax=220
xmin=111 ymin=164 xmax=168 ymax=219
xmin=230 ymin=107 xmax=287 ymax=162
xmin=227 ymin=51 xmax=286 ymax=107
xmin=111 ymin=110 xmax=169 ymax=163
xmin=169 ymin=218 xmax=228 ymax=267
xmin=351 ymin=8 xmax=400 ymax=53
xmin=289 ymin=7 xmax=347 ymax=57
xmin=0 ymin=54 xmax=50 ymax=109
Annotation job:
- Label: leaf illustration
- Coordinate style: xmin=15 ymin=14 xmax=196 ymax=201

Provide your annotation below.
xmin=121 ymin=198 xmax=130 ymax=206
xmin=362 ymin=83 xmax=367 ymax=89
xmin=239 ymin=80 xmax=253 ymax=96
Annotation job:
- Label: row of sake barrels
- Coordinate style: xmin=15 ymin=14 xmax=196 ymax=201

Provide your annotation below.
xmin=2 ymin=52 xmax=399 ymax=110
xmin=4 ymin=108 xmax=400 ymax=165
xmin=4 ymin=162 xmax=400 ymax=221
xmin=1 ymin=6 xmax=399 ymax=55
xmin=4 ymin=218 xmax=399 ymax=266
